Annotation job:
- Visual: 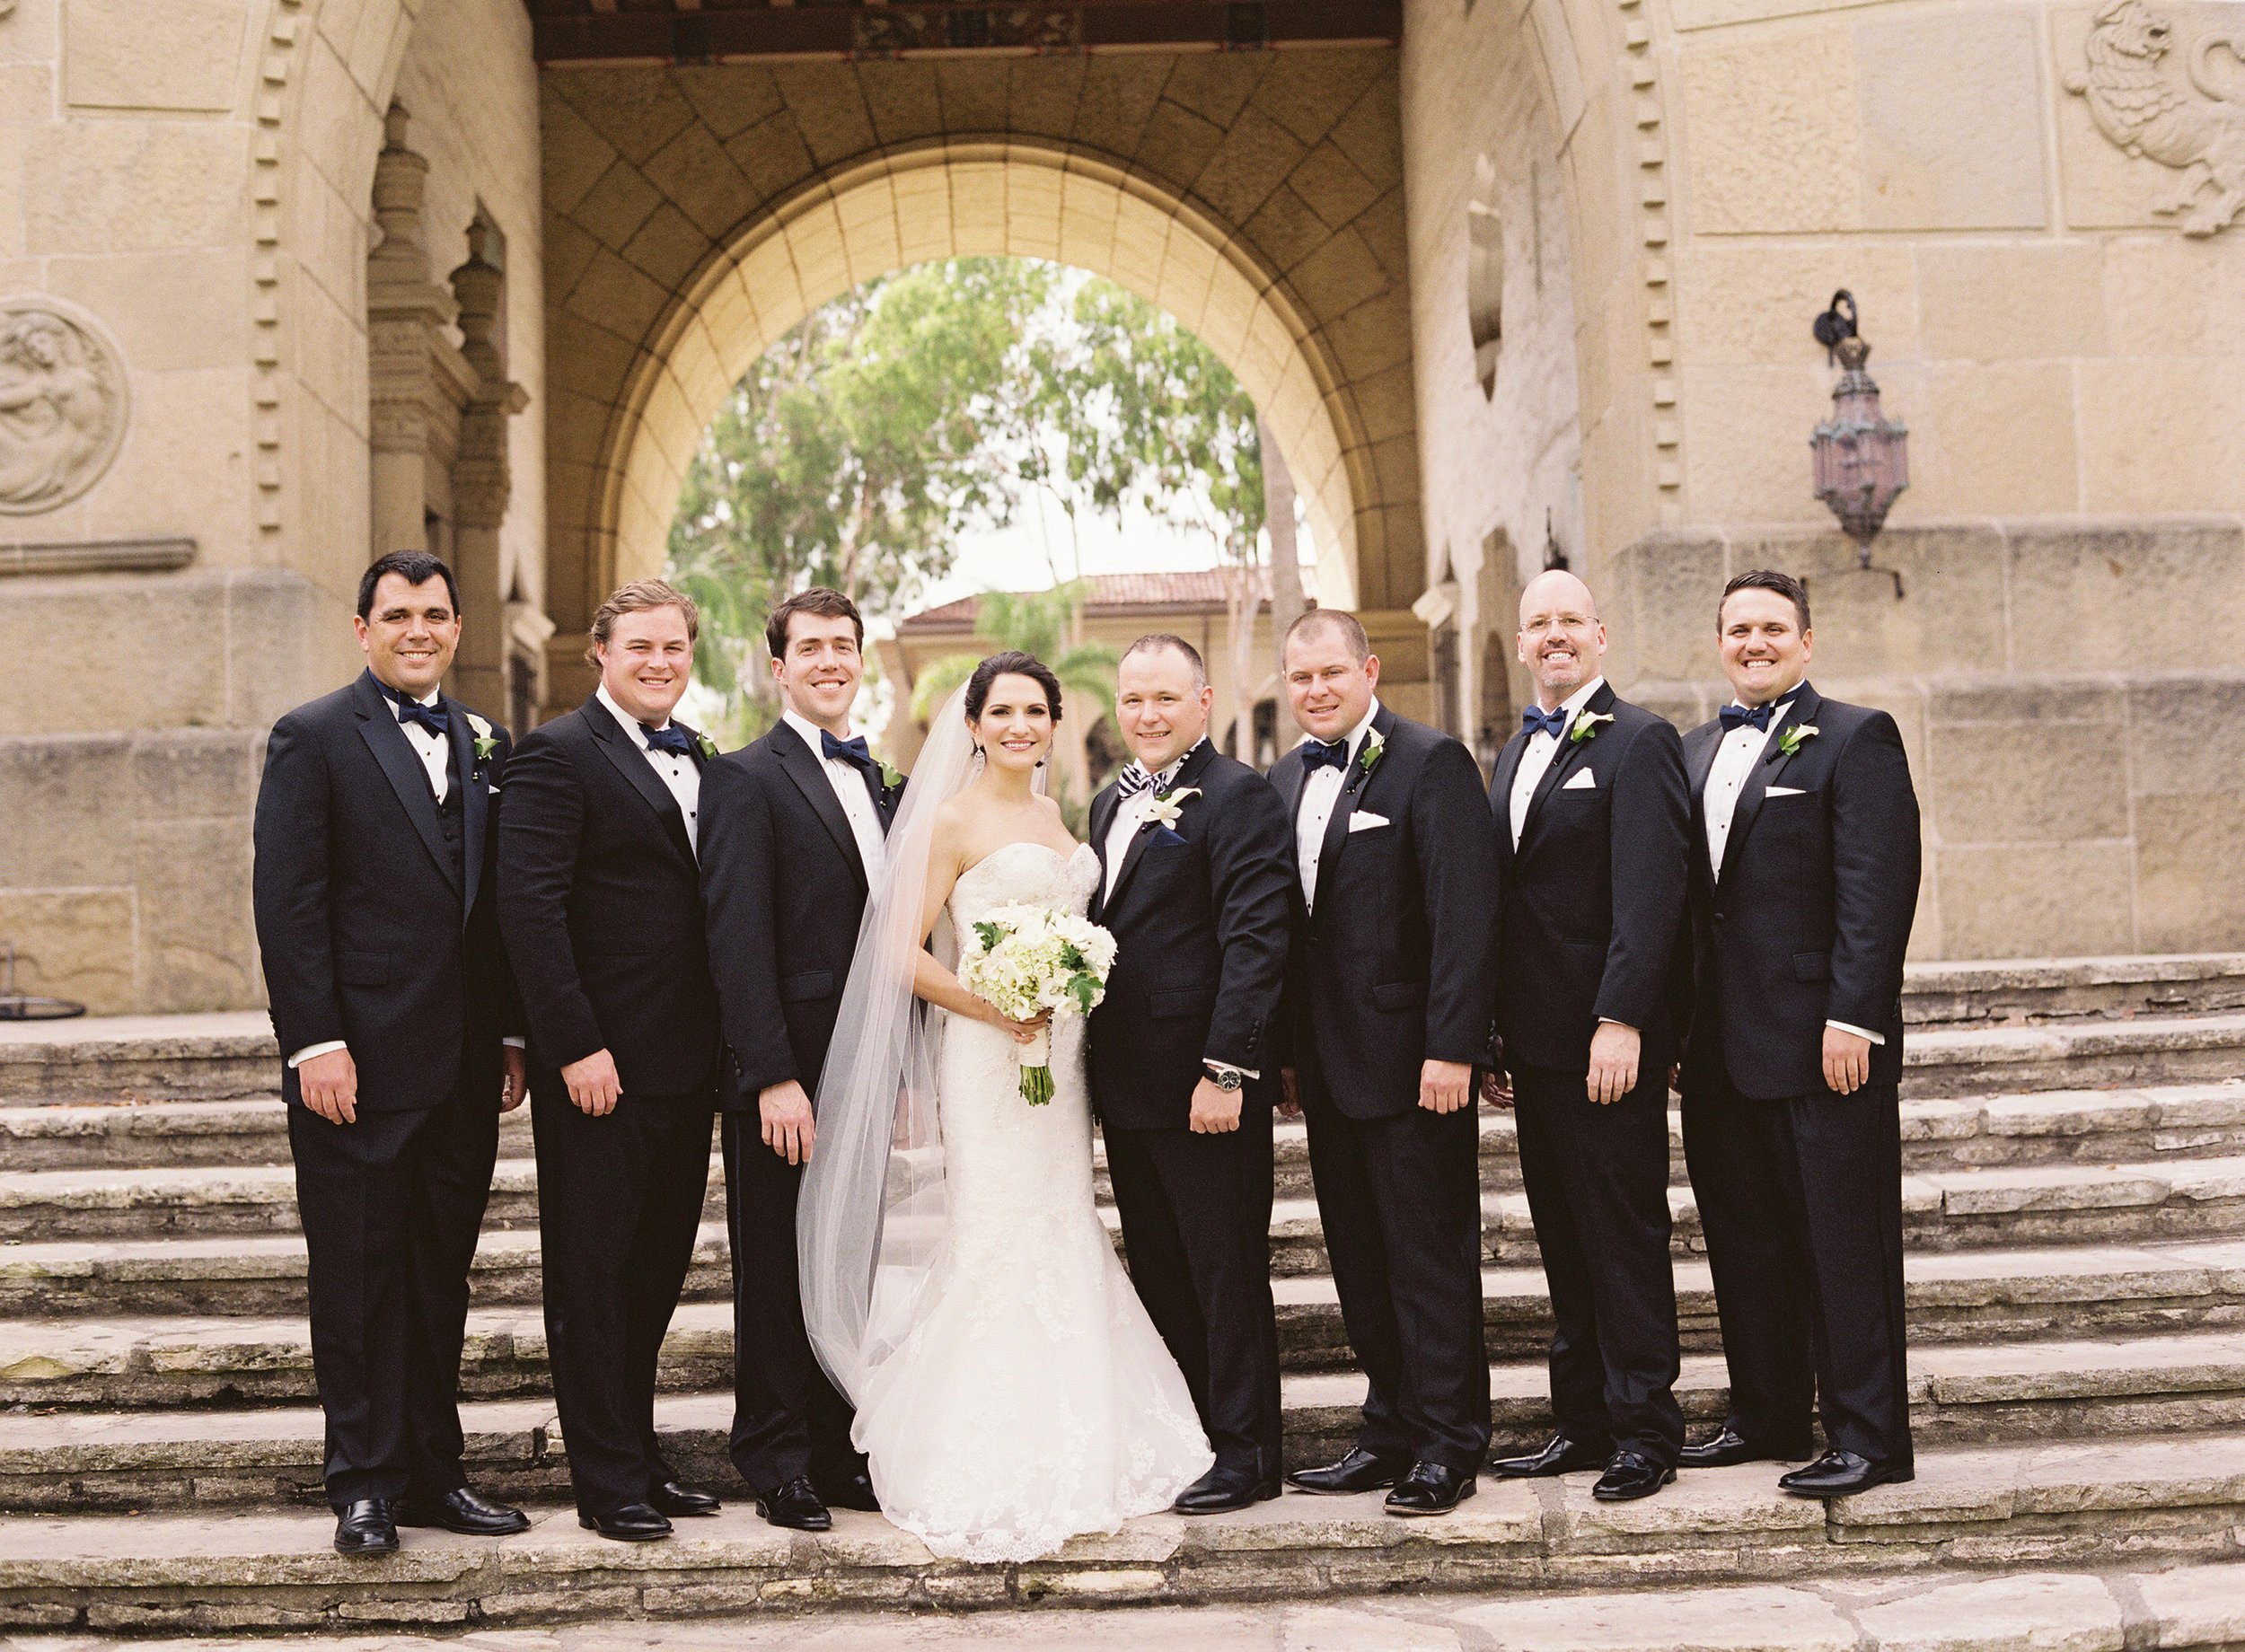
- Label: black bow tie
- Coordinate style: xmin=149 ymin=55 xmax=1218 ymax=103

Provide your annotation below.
xmin=1521 ymin=705 xmax=1567 ymax=742
xmin=394 ymin=692 xmax=449 ymax=738
xmin=821 ymin=729 xmax=876 ymax=772
xmin=1302 ymin=738 xmax=1351 ymax=774
xmin=642 ymin=723 xmax=695 ymax=759
xmin=1720 ymin=703 xmax=1774 ymax=734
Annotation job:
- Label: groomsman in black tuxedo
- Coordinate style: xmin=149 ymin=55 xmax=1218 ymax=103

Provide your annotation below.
xmin=252 ymin=549 xmax=531 ymax=1556
xmin=497 ymin=579 xmax=724 ymax=1542
xmin=1271 ymin=609 xmax=1501 ymax=1517
xmin=697 ymin=587 xmax=895 ymax=1533
xmin=1483 ymin=570 xmax=1689 ymax=1502
xmin=1087 ymin=635 xmax=1294 ymax=1515
xmin=1675 ymin=570 xmax=1921 ymax=1498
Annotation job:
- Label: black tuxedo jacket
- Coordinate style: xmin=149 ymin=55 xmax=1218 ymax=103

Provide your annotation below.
xmin=1490 ymin=682 xmax=1690 ymax=1074
xmin=1678 ymin=681 xmax=1921 ymax=1101
xmin=496 ymin=695 xmax=721 ymax=1098
xmin=699 ymin=720 xmax=902 ymax=1109
xmin=1085 ymin=742 xmax=1294 ymax=1129
xmin=1269 ymin=704 xmax=1500 ymax=1121
xmin=252 ymin=670 xmax=520 ymax=1113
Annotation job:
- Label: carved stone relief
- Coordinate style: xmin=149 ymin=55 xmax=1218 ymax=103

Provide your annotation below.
xmin=2065 ymin=0 xmax=2245 ymax=236
xmin=0 ymin=299 xmax=131 ymax=517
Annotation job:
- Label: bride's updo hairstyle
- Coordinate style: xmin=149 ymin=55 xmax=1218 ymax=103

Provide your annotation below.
xmin=964 ymin=650 xmax=1064 ymax=726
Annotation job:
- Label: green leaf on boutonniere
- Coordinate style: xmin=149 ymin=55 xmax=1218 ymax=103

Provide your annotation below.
xmin=465 ymin=712 xmax=498 ymax=765
xmin=1778 ymin=723 xmax=1818 ymax=758
xmin=1569 ymin=711 xmax=1616 ymax=745
xmin=693 ymin=732 xmax=720 ymax=761
xmin=879 ymin=760 xmax=904 ymax=790
xmin=1357 ymin=730 xmax=1386 ymax=777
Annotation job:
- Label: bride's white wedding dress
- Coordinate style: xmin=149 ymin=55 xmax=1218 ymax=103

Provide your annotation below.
xmin=849 ymin=839 xmax=1212 ymax=1561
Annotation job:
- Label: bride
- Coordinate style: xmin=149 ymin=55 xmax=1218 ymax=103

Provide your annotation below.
xmin=797 ymin=651 xmax=1212 ymax=1561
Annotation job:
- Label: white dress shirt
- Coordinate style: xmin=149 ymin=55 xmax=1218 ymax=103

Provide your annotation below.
xmin=599 ymin=682 xmax=700 ymax=858
xmin=290 ymin=682 xmax=524 ymax=1069
xmin=1509 ymin=675 xmax=1605 ymax=848
xmin=1295 ymin=699 xmax=1380 ymax=911
xmin=1100 ymin=741 xmax=1200 ymax=904
xmin=1701 ymin=692 xmax=1881 ymax=1047
xmin=783 ymin=707 xmax=885 ymax=879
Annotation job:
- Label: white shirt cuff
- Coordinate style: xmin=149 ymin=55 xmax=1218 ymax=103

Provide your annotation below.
xmin=287 ymin=1041 xmax=347 ymax=1068
xmin=1204 ymin=1059 xmax=1262 ymax=1081
xmin=1827 ymin=1020 xmax=1886 ymax=1046
xmin=1596 ymin=1018 xmax=1636 ymax=1031
xmin=503 ymin=1036 xmax=526 ymax=1050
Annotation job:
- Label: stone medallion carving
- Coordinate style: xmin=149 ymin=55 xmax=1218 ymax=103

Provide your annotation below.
xmin=0 ymin=298 xmax=131 ymax=516
xmin=2066 ymin=0 xmax=2245 ymax=237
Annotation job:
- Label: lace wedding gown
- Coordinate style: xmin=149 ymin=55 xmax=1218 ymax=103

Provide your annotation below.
xmin=850 ymin=840 xmax=1212 ymax=1561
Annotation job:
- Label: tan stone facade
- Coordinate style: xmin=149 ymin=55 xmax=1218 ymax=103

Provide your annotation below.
xmin=2 ymin=0 xmax=2240 ymax=1009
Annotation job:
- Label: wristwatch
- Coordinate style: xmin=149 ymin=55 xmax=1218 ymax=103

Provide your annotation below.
xmin=1202 ymin=1064 xmax=1245 ymax=1093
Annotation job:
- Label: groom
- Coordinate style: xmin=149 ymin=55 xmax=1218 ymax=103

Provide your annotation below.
xmin=698 ymin=586 xmax=896 ymax=1532
xmin=1087 ymin=634 xmax=1294 ymax=1514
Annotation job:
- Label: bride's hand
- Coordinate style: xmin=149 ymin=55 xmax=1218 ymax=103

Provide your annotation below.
xmin=985 ymin=1005 xmax=1050 ymax=1044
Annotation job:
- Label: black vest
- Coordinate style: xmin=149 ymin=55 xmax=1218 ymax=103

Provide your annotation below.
xmin=432 ymin=742 xmax=466 ymax=885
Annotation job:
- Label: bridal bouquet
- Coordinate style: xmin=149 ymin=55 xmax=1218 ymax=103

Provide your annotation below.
xmin=957 ymin=902 xmax=1117 ymax=1104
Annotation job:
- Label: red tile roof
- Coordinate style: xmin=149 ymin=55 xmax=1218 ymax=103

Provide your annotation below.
xmin=897 ymin=569 xmax=1285 ymax=633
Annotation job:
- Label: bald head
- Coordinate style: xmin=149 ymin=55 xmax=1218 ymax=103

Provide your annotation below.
xmin=1517 ymin=568 xmax=1607 ymax=709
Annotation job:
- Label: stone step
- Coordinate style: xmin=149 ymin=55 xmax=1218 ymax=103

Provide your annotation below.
xmin=4 ymin=1432 xmax=2244 ymax=1630
xmin=8 ymin=1236 xmax=2244 ymax=1408
xmin=1901 ymin=952 xmax=2245 ymax=1028
xmin=8 ymin=1330 xmax=2245 ymax=1514
xmin=13 ymin=1083 xmax=2245 ymax=1196
xmin=1900 ymin=1013 xmax=2245 ymax=1099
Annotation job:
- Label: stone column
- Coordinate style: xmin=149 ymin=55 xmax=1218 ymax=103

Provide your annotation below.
xmin=448 ymin=218 xmax=530 ymax=721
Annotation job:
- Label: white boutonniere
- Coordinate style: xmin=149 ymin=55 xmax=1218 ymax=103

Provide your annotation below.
xmin=1145 ymin=786 xmax=1201 ymax=830
xmin=464 ymin=712 xmax=498 ymax=766
xmin=1777 ymin=723 xmax=1818 ymax=759
xmin=693 ymin=731 xmax=720 ymax=762
xmin=1569 ymin=710 xmax=1616 ymax=745
xmin=1350 ymin=728 xmax=1387 ymax=791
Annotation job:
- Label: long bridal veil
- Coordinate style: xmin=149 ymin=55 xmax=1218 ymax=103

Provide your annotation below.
xmin=797 ymin=685 xmax=978 ymax=1406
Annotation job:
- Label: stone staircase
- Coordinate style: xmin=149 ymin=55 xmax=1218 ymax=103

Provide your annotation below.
xmin=3 ymin=953 xmax=2244 ymax=1630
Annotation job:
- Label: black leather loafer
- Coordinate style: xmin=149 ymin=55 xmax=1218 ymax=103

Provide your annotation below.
xmin=1491 ymin=1433 xmax=1612 ymax=1478
xmin=1678 ymin=1428 xmax=1809 ymax=1470
xmin=333 ymin=1498 xmax=399 ymax=1556
xmin=755 ymin=1475 xmax=833 ymax=1531
xmin=813 ymin=1469 xmax=881 ymax=1513
xmin=1384 ymin=1461 xmax=1475 ymax=1516
xmin=1777 ymin=1450 xmax=1914 ymax=1498
xmin=577 ymin=1502 xmax=674 ymax=1542
xmin=1285 ymin=1446 xmax=1413 ymax=1497
xmin=394 ymin=1485 xmax=530 ymax=1536
xmin=1172 ymin=1463 xmax=1284 ymax=1516
xmin=650 ymin=1480 xmax=721 ymax=1517
xmin=1591 ymin=1451 xmax=1677 ymax=1502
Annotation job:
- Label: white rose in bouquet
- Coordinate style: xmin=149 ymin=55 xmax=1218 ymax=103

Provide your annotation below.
xmin=956 ymin=901 xmax=1117 ymax=1103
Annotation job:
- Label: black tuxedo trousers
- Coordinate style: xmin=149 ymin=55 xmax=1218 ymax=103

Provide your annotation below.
xmin=1301 ymin=1079 xmax=1490 ymax=1472
xmin=288 ymin=1077 xmax=498 ymax=1507
xmin=531 ymin=1076 xmax=716 ymax=1516
xmin=1510 ymin=1065 xmax=1683 ymax=1463
xmin=1679 ymin=1048 xmax=1911 ymax=1468
xmin=1105 ymin=1103 xmax=1282 ymax=1475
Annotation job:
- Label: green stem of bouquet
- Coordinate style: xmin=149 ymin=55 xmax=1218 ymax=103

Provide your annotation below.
xmin=1020 ymin=1064 xmax=1054 ymax=1106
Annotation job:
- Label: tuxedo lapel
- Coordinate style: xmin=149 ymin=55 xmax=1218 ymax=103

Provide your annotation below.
xmin=1087 ymin=783 xmax=1119 ymax=922
xmin=586 ymin=696 xmax=696 ymax=867
xmin=1103 ymin=742 xmax=1215 ymax=920
xmin=1312 ymin=704 xmax=1390 ymax=914
xmin=1719 ymin=682 xmax=1820 ymax=886
xmin=445 ymin=698 xmax=485 ymax=925
xmin=1491 ymin=730 xmax=1528 ymax=867
xmin=770 ymin=724 xmax=868 ymax=892
xmin=1518 ymin=681 xmax=1613 ymax=854
xmin=351 ymin=672 xmax=462 ymax=897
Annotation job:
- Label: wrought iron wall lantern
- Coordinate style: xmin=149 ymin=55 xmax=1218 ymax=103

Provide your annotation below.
xmin=1810 ymin=291 xmax=1909 ymax=592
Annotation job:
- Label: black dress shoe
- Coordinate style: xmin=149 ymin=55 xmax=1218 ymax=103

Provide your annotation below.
xmin=755 ymin=1475 xmax=833 ymax=1531
xmin=1677 ymin=1428 xmax=1805 ymax=1470
xmin=333 ymin=1498 xmax=398 ymax=1556
xmin=577 ymin=1502 xmax=674 ymax=1542
xmin=1384 ymin=1461 xmax=1475 ymax=1516
xmin=1777 ymin=1450 xmax=1914 ymax=1498
xmin=394 ymin=1485 xmax=531 ymax=1536
xmin=650 ymin=1480 xmax=721 ymax=1517
xmin=814 ymin=1470 xmax=880 ymax=1513
xmin=1285 ymin=1446 xmax=1413 ymax=1497
xmin=1591 ymin=1451 xmax=1677 ymax=1502
xmin=1172 ymin=1462 xmax=1284 ymax=1516
xmin=1491 ymin=1433 xmax=1613 ymax=1478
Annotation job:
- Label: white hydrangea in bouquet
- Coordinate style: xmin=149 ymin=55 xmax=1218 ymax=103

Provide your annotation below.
xmin=956 ymin=901 xmax=1117 ymax=1103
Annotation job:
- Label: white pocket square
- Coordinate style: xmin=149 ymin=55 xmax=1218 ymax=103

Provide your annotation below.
xmin=1767 ymin=785 xmax=1806 ymax=797
xmin=1348 ymin=812 xmax=1390 ymax=832
xmin=1562 ymin=769 xmax=1597 ymax=791
xmin=488 ymin=785 xmax=503 ymax=795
